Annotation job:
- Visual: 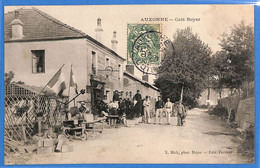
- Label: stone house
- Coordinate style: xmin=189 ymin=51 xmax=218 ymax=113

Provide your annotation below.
xmin=4 ymin=7 xmax=125 ymax=106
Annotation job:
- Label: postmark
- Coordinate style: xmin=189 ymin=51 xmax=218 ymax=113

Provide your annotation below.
xmin=127 ymin=24 xmax=175 ymax=75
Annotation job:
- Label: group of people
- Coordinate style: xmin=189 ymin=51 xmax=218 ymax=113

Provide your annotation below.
xmin=98 ymin=90 xmax=143 ymax=125
xmin=154 ymin=96 xmax=187 ymax=126
xmin=93 ymin=90 xmax=187 ymax=126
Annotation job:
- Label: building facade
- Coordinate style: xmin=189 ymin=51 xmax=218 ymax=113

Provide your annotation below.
xmin=123 ymin=65 xmax=160 ymax=98
xmin=4 ymin=8 xmax=124 ymax=107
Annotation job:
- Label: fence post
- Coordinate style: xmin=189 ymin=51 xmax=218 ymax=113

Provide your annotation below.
xmin=21 ymin=124 xmax=27 ymax=143
xmin=37 ymin=117 xmax=43 ymax=136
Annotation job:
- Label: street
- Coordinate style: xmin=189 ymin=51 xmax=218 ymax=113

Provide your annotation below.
xmin=19 ymin=108 xmax=251 ymax=164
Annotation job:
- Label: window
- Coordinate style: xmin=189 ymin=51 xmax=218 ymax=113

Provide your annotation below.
xmin=92 ymin=51 xmax=96 ymax=74
xmin=32 ymin=50 xmax=45 ymax=73
xmin=118 ymin=64 xmax=121 ymax=79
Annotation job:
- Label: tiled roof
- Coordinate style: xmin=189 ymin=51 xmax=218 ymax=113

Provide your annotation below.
xmin=4 ymin=7 xmax=86 ymax=41
xmin=123 ymin=71 xmax=160 ymax=91
xmin=4 ymin=7 xmax=126 ymax=61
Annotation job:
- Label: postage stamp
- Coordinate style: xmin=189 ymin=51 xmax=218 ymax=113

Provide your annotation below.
xmin=127 ymin=24 xmax=174 ymax=75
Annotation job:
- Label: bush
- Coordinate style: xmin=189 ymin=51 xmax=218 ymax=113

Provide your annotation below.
xmin=209 ymin=105 xmax=228 ymax=119
xmin=200 ymin=105 xmax=208 ymax=109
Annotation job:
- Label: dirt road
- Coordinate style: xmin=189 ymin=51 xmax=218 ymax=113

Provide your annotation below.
xmin=21 ymin=108 xmax=252 ymax=164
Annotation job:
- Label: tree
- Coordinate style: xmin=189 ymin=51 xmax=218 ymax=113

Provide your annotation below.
xmin=218 ymin=21 xmax=254 ymax=91
xmin=155 ymin=27 xmax=212 ymax=107
xmin=210 ymin=51 xmax=229 ymax=98
xmin=4 ymin=71 xmax=14 ymax=86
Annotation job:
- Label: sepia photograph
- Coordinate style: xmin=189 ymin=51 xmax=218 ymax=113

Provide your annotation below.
xmin=3 ymin=5 xmax=255 ymax=164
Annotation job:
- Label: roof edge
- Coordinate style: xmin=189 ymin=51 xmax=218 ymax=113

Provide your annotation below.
xmin=32 ymin=7 xmax=86 ymax=37
xmin=123 ymin=71 xmax=160 ymax=91
xmin=86 ymin=35 xmax=126 ymax=61
xmin=5 ymin=36 xmax=86 ymax=43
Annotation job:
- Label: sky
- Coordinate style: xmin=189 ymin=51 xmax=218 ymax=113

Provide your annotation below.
xmin=5 ymin=5 xmax=254 ymax=56
xmin=4 ymin=5 xmax=254 ymax=81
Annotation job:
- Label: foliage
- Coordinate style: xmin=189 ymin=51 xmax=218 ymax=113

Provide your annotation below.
xmin=4 ymin=71 xmax=14 ymax=86
xmin=14 ymin=104 xmax=29 ymax=117
xmin=217 ymin=21 xmax=254 ymax=90
xmin=209 ymin=105 xmax=228 ymax=119
xmin=17 ymin=81 xmax=25 ymax=84
xmin=155 ymin=27 xmax=212 ymax=106
xmin=210 ymin=51 xmax=229 ymax=98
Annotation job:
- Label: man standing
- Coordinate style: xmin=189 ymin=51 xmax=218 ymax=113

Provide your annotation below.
xmin=113 ymin=90 xmax=120 ymax=102
xmin=134 ymin=90 xmax=142 ymax=117
xmin=143 ymin=96 xmax=151 ymax=124
xmin=120 ymin=91 xmax=124 ymax=99
xmin=155 ymin=96 xmax=164 ymax=124
xmin=164 ymin=98 xmax=172 ymax=125
xmin=118 ymin=98 xmax=127 ymax=125
xmin=129 ymin=91 xmax=133 ymax=101
xmin=124 ymin=92 xmax=129 ymax=118
xmin=124 ymin=91 xmax=129 ymax=100
xmin=118 ymin=98 xmax=126 ymax=116
xmin=177 ymin=101 xmax=186 ymax=126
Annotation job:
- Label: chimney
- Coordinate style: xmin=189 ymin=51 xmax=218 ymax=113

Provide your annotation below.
xmin=95 ymin=18 xmax=103 ymax=42
xmin=111 ymin=31 xmax=118 ymax=52
xmin=11 ymin=10 xmax=24 ymax=40
xmin=126 ymin=65 xmax=134 ymax=75
xmin=142 ymin=74 xmax=149 ymax=82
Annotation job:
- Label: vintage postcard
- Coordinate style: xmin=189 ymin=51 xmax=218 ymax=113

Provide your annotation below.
xmin=3 ymin=5 xmax=254 ymax=164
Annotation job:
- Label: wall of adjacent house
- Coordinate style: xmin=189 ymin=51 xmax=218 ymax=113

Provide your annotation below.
xmin=141 ymin=85 xmax=150 ymax=98
xmin=123 ymin=76 xmax=140 ymax=96
xmin=148 ymin=87 xmax=160 ymax=100
xmin=86 ymin=40 xmax=124 ymax=102
xmin=5 ymin=38 xmax=90 ymax=103
xmin=123 ymin=75 xmax=160 ymax=104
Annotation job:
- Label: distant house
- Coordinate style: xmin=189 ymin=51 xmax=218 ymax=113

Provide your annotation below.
xmin=123 ymin=66 xmax=160 ymax=113
xmin=123 ymin=65 xmax=160 ymax=99
xmin=4 ymin=7 xmax=125 ymax=106
xmin=197 ymin=88 xmax=231 ymax=106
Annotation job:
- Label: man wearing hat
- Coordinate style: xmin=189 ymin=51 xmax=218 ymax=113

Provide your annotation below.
xmin=177 ymin=101 xmax=186 ymax=126
xmin=79 ymin=102 xmax=86 ymax=113
xmin=113 ymin=90 xmax=120 ymax=102
xmin=134 ymin=90 xmax=142 ymax=117
xmin=78 ymin=102 xmax=87 ymax=120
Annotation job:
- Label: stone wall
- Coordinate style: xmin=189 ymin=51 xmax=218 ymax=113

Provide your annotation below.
xmin=218 ymin=96 xmax=240 ymax=112
xmin=235 ymin=97 xmax=255 ymax=128
xmin=217 ymin=96 xmax=254 ymax=129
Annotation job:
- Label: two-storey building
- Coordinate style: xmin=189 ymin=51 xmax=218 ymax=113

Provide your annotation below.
xmin=4 ymin=7 xmax=125 ymax=106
